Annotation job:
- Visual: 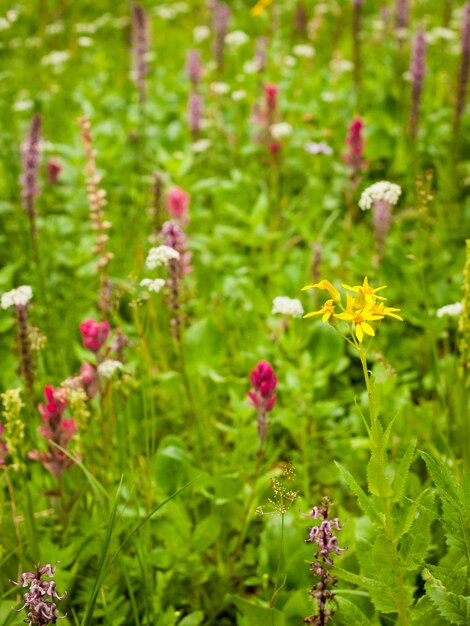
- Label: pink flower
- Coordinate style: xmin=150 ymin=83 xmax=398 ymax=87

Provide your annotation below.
xmin=248 ymin=360 xmax=277 ymax=441
xmin=46 ymin=157 xmax=62 ymax=185
xmin=342 ymin=116 xmax=367 ymax=181
xmin=80 ymin=362 xmax=99 ymax=399
xmin=263 ymin=84 xmax=278 ymax=115
xmin=0 ymin=424 xmax=7 ymax=465
xmin=30 ymin=386 xmax=77 ymax=476
xmin=79 ymin=319 xmax=110 ymax=353
xmin=167 ymin=187 xmax=190 ymax=222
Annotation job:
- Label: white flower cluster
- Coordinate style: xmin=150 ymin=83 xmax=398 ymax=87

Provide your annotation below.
xmin=225 ymin=30 xmax=249 ymax=47
xmin=193 ymin=25 xmax=210 ymax=42
xmin=437 ymin=302 xmax=463 ymax=318
xmin=293 ymin=44 xmax=315 ymax=59
xmin=210 ymin=81 xmax=230 ymax=95
xmin=140 ymin=278 xmax=166 ymax=293
xmin=270 ymin=122 xmax=292 ymax=140
xmin=1 ymin=286 xmax=33 ymax=310
xmin=146 ymin=245 xmax=180 ymax=269
xmin=304 ymin=141 xmax=333 ymax=156
xmin=98 ymin=360 xmax=123 ymax=378
xmin=359 ymin=181 xmax=402 ymax=211
xmin=272 ymin=296 xmax=304 ymax=318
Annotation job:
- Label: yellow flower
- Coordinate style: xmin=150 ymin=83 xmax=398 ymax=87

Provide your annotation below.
xmin=370 ymin=301 xmax=403 ymax=321
xmin=304 ymin=299 xmax=336 ymax=323
xmin=251 ymin=0 xmax=272 ymax=16
xmin=301 ymin=279 xmax=341 ymax=303
xmin=335 ymin=299 xmax=384 ymax=342
xmin=342 ymin=277 xmax=387 ymax=302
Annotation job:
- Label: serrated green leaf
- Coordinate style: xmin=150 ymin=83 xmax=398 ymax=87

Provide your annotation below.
xmin=424 ymin=571 xmax=470 ymax=625
xmin=419 ymin=451 xmax=463 ymax=511
xmin=335 ymin=462 xmax=383 ymax=525
xmin=392 ymin=440 xmax=416 ymax=502
xmin=399 ymin=489 xmax=435 ymax=569
xmin=367 ymin=450 xmax=393 ymax=498
xmin=424 ymin=565 xmax=467 ymax=595
xmin=334 ymin=596 xmax=372 ymax=625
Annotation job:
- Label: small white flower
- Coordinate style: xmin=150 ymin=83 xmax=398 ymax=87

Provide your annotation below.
xmin=41 ymin=50 xmax=70 ymax=66
xmin=320 ymin=91 xmax=336 ymax=102
xmin=330 ymin=58 xmax=353 ymax=73
xmin=359 ymin=181 xmax=402 ymax=211
xmin=243 ymin=59 xmax=259 ymax=74
xmin=0 ymin=18 xmax=10 ymax=31
xmin=153 ymin=6 xmax=177 ymax=19
xmin=6 ymin=9 xmax=19 ymax=22
xmin=210 ymin=81 xmax=230 ymax=94
xmin=232 ymin=89 xmax=246 ymax=101
xmin=97 ymin=360 xmax=123 ymax=379
xmin=293 ymin=44 xmax=315 ymax=59
xmin=225 ymin=30 xmax=249 ymax=47
xmin=75 ymin=22 xmax=97 ymax=34
xmin=77 ymin=36 xmax=93 ymax=47
xmin=1 ymin=286 xmax=33 ymax=310
xmin=193 ymin=24 xmax=210 ymax=42
xmin=437 ymin=302 xmax=464 ymax=318
xmin=146 ymin=245 xmax=180 ymax=269
xmin=140 ymin=278 xmax=166 ymax=293
xmin=284 ymin=55 xmax=297 ymax=68
xmin=45 ymin=22 xmax=64 ymax=35
xmin=272 ymin=296 xmax=304 ymax=318
xmin=304 ymin=141 xmax=333 ymax=155
xmin=270 ymin=122 xmax=292 ymax=140
xmin=191 ymin=138 xmax=212 ymax=153
xmin=13 ymin=99 xmax=34 ymax=112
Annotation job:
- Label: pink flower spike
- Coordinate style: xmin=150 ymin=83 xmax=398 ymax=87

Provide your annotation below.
xmin=248 ymin=360 xmax=278 ymax=442
xmin=263 ymin=84 xmax=278 ymax=114
xmin=79 ymin=319 xmax=110 ymax=353
xmin=47 ymin=157 xmax=62 ymax=185
xmin=166 ymin=187 xmax=190 ymax=222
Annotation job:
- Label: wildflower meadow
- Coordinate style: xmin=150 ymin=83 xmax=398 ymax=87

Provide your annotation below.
xmin=1 ymin=0 xmax=470 ymax=624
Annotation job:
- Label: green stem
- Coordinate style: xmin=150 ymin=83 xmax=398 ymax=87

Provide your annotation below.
xmin=359 ymin=348 xmax=410 ymax=626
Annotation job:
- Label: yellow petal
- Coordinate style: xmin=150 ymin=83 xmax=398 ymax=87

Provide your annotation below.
xmin=361 ymin=322 xmax=376 ymax=336
xmin=303 ymin=310 xmax=324 ymax=318
xmin=335 ymin=312 xmax=354 ymax=320
xmin=322 ymin=311 xmax=331 ymax=323
xmin=301 ymin=284 xmax=315 ymax=291
xmin=342 ymin=283 xmax=359 ymax=292
xmin=355 ymin=324 xmax=364 ymax=342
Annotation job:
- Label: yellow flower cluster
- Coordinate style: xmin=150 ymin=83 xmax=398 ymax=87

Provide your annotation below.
xmin=251 ymin=0 xmax=273 ymax=16
xmin=302 ymin=278 xmax=403 ymax=343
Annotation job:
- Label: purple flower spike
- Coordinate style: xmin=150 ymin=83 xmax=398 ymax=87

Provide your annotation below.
xmin=20 ymin=114 xmax=42 ymax=230
xmin=11 ymin=563 xmax=67 ymax=626
xmin=408 ymin=28 xmax=426 ymax=139
xmin=303 ymin=497 xmax=347 ymax=625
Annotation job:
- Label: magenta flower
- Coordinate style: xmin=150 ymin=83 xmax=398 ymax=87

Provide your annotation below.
xmin=342 ymin=117 xmax=367 ymax=183
xmin=248 ymin=360 xmax=277 ymax=441
xmin=263 ymin=83 xmax=278 ymax=117
xmin=11 ymin=563 xmax=67 ymax=626
xmin=46 ymin=157 xmax=62 ymax=185
xmin=29 ymin=386 xmax=77 ymax=476
xmin=167 ymin=186 xmax=190 ymax=223
xmin=80 ymin=362 xmax=99 ymax=398
xmin=79 ymin=319 xmax=110 ymax=353
xmin=0 ymin=424 xmax=8 ymax=465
